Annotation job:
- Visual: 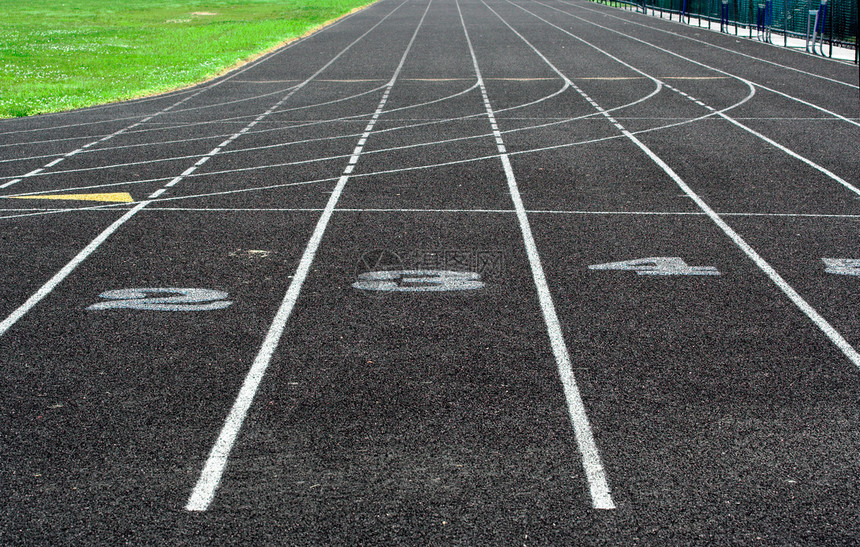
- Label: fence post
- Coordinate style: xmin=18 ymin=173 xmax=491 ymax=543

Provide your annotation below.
xmin=735 ymin=0 xmax=740 ymax=33
xmin=815 ymin=0 xmax=828 ymax=52
xmin=807 ymin=0 xmax=828 ymax=53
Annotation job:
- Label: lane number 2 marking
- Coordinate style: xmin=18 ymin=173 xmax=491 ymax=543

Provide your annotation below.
xmin=588 ymin=257 xmax=720 ymax=276
xmin=88 ymin=288 xmax=233 ymax=311
xmin=352 ymin=270 xmax=485 ymax=292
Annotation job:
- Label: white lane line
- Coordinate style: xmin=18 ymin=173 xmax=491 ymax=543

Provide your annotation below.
xmin=0 ymin=201 xmax=149 ymax=337
xmin=0 ymin=0 xmax=411 ymax=338
xmin=537 ymin=0 xmax=860 ymax=128
xmin=81 ymin=77 xmax=390 ymax=146
xmin=0 ymin=106 xmax=196 ymax=189
xmin=627 ymin=127 xmax=860 ymax=369
xmin=460 ymin=0 xmax=615 ymax=511
xmin=0 ymin=98 xmax=736 ymax=208
xmin=570 ymin=0 xmax=859 ymax=89
xmin=0 ymin=100 xmax=193 ymax=140
xmin=498 ymin=0 xmax=860 ymax=370
xmin=0 ymin=80 xmax=481 ymax=181
xmin=2 ymin=119 xmax=177 ymax=189
xmin=0 ymin=83 xmax=750 ymax=208
xmin=0 ymin=0 xmax=377 ymax=141
xmin=185 ymin=0 xmax=433 ymax=512
xmin=714 ymin=112 xmax=860 ymax=196
xmin=513 ymin=1 xmax=860 ymax=200
xmin=7 ymin=206 xmax=860 ymax=220
xmin=20 ymin=71 xmax=566 ymax=164
xmin=658 ymin=82 xmax=859 ymax=197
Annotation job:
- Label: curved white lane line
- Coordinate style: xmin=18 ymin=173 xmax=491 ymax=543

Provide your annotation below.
xmin=0 ymin=80 xmax=371 ymax=152
xmin=0 ymin=78 xmax=474 ymax=169
xmin=461 ymin=0 xmax=615 ymax=511
xmin=0 ymin=81 xmax=472 ymax=180
xmin=517 ymin=0 xmax=860 ymax=195
xmin=534 ymin=0 xmax=860 ymax=127
xmin=0 ymin=78 xmax=508 ymax=182
xmin=567 ymin=0 xmax=859 ymax=88
xmin=91 ymin=74 xmax=565 ymax=149
xmin=0 ymin=90 xmax=220 ymax=189
xmin=0 ymin=75 xmax=759 ymax=205
xmin=0 ymin=10 xmax=413 ymax=185
xmin=109 ymin=72 xmax=481 ymax=142
xmin=0 ymin=46 xmax=757 ymax=204
xmin=0 ymin=1 xmax=382 ymax=137
xmin=1 ymin=70 xmax=661 ymax=165
xmin=496 ymin=0 xmax=860 ymax=370
xmin=0 ymin=64 xmax=573 ymax=164
xmin=0 ymin=105 xmax=750 ymax=206
xmin=0 ymin=73 xmax=560 ymax=154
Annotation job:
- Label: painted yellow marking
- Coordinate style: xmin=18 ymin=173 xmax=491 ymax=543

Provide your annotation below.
xmin=7 ymin=192 xmax=134 ymax=203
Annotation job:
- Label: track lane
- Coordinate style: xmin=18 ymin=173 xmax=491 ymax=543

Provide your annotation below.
xmin=473 ymin=0 xmax=860 ymax=540
xmin=0 ymin=0 xmax=412 ymax=333
xmin=1 ymin=0 xmax=437 ymax=541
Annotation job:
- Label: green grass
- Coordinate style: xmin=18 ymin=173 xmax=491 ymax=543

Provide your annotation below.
xmin=0 ymin=0 xmax=377 ymax=118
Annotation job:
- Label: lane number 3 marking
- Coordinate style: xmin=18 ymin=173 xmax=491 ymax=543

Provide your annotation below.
xmin=88 ymin=288 xmax=232 ymax=311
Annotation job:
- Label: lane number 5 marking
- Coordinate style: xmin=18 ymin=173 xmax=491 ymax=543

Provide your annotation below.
xmin=823 ymin=258 xmax=860 ymax=276
xmin=88 ymin=288 xmax=232 ymax=311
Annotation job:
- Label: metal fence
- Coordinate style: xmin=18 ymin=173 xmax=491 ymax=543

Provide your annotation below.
xmin=591 ymin=0 xmax=858 ymax=62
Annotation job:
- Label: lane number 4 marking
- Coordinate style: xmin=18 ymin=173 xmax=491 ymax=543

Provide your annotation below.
xmin=823 ymin=258 xmax=860 ymax=276
xmin=588 ymin=257 xmax=720 ymax=276
xmin=88 ymin=288 xmax=233 ymax=311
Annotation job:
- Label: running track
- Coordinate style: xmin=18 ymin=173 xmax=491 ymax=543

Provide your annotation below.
xmin=1 ymin=0 xmax=858 ymax=543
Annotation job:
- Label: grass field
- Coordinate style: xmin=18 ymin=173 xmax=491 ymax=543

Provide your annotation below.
xmin=0 ymin=0 xmax=377 ymax=118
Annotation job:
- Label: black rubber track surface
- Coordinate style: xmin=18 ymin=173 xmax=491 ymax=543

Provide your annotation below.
xmin=1 ymin=0 xmax=859 ymax=544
